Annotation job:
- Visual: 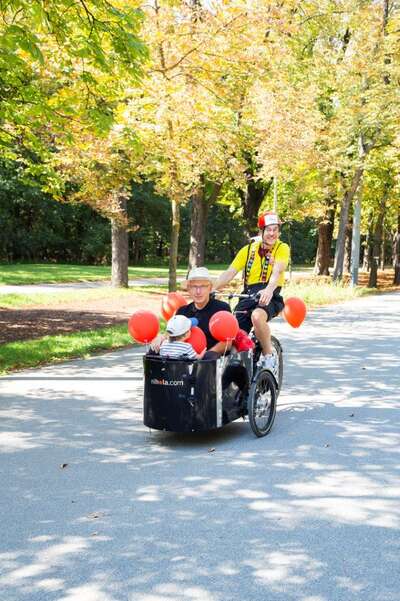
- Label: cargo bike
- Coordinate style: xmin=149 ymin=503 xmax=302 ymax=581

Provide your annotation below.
xmin=143 ymin=293 xmax=283 ymax=438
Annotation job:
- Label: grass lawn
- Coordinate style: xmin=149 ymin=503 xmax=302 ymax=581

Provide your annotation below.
xmin=283 ymin=277 xmax=373 ymax=305
xmin=0 ymin=263 xmax=229 ymax=285
xmin=0 ymin=324 xmax=133 ymax=375
xmin=0 ymin=318 xmax=169 ymax=375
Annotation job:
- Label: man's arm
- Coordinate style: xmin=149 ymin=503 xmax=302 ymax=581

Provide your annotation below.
xmin=213 ymin=267 xmax=238 ymax=291
xmin=209 ymin=340 xmax=232 ymax=354
xmin=258 ymin=261 xmax=286 ymax=306
xmin=150 ymin=333 xmax=167 ymax=352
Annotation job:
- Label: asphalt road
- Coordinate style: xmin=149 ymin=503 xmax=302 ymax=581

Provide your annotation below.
xmin=0 ymin=292 xmax=399 ymax=601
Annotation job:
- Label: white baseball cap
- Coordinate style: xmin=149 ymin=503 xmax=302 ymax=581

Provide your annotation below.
xmin=166 ymin=315 xmax=192 ymax=337
xmin=187 ymin=267 xmax=213 ymax=282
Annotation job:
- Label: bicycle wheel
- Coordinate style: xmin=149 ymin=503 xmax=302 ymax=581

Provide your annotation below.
xmin=248 ymin=369 xmax=277 ymax=437
xmin=271 ymin=336 xmax=283 ymax=393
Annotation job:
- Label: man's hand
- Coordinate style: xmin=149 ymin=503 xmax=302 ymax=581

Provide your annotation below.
xmin=150 ymin=333 xmax=166 ymax=352
xmin=258 ymin=285 xmax=274 ymax=306
xmin=258 ymin=261 xmax=284 ymax=306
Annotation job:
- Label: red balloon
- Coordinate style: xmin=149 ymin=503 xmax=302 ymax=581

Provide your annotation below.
xmin=283 ymin=297 xmax=307 ymax=328
xmin=161 ymin=298 xmax=173 ymax=321
xmin=186 ymin=326 xmax=207 ymax=354
xmin=161 ymin=292 xmax=187 ymax=321
xmin=128 ymin=310 xmax=159 ymax=343
xmin=209 ymin=311 xmax=239 ymax=342
xmin=233 ymin=328 xmax=255 ymax=352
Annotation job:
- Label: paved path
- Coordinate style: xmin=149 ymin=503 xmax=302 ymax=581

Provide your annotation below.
xmin=0 ymin=279 xmax=176 ymax=295
xmin=0 ymin=292 xmax=399 ymax=601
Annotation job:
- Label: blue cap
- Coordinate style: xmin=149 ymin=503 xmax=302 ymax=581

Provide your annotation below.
xmin=189 ymin=317 xmax=199 ymax=328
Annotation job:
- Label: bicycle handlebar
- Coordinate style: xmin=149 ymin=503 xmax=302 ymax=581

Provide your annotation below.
xmin=215 ymin=291 xmax=260 ymax=300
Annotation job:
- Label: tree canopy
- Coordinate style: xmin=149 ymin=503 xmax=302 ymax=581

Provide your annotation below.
xmin=1 ymin=0 xmax=400 ymax=286
xmin=0 ymin=0 xmax=146 ymax=161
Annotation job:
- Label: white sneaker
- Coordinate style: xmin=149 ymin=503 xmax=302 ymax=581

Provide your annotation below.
xmin=257 ymin=352 xmax=276 ymax=371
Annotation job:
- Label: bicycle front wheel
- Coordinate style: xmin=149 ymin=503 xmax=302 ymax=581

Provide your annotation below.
xmin=248 ymin=369 xmax=277 ymax=437
xmin=271 ymin=335 xmax=283 ymax=393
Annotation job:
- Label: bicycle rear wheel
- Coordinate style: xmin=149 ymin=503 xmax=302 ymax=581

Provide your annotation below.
xmin=248 ymin=369 xmax=277 ymax=437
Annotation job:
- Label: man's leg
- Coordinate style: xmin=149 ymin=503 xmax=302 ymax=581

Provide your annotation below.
xmin=251 ymin=307 xmax=272 ymax=355
xmin=234 ymin=298 xmax=253 ymax=333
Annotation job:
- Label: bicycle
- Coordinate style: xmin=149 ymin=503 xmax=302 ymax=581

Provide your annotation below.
xmin=142 ymin=292 xmax=283 ymax=438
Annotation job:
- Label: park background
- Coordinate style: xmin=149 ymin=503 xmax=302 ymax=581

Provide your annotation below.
xmin=1 ymin=0 xmax=400 ymax=372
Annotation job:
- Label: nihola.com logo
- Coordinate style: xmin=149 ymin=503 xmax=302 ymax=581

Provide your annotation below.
xmin=151 ymin=378 xmax=184 ymax=386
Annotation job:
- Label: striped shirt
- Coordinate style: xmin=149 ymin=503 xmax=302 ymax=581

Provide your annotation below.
xmin=159 ymin=341 xmax=197 ymax=360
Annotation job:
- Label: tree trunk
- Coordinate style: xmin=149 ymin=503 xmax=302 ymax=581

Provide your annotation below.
xmin=132 ymin=231 xmax=143 ymax=264
xmin=363 ymin=225 xmax=372 ymax=271
xmin=314 ymin=201 xmax=335 ymax=275
xmin=168 ymin=197 xmax=180 ymax=291
xmin=132 ymin=239 xmax=139 ymax=263
xmin=393 ymin=214 xmax=400 ymax=284
xmin=188 ymin=181 xmax=221 ymax=269
xmin=380 ymin=227 xmax=386 ymax=269
xmin=333 ymin=166 xmax=364 ymax=280
xmin=350 ymin=190 xmax=362 ymax=286
xmin=111 ymin=195 xmax=129 ymax=288
xmin=344 ymin=218 xmax=353 ymax=274
xmin=368 ymin=227 xmax=381 ymax=288
xmin=383 ymin=0 xmax=389 ymax=33
xmin=359 ymin=235 xmax=366 ymax=269
xmin=189 ymin=187 xmax=207 ymax=269
xmin=368 ymin=205 xmax=385 ymax=288
xmin=240 ymin=174 xmax=273 ymax=238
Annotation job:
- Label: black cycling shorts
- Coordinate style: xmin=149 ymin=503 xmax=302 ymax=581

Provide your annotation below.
xmin=234 ymin=283 xmax=284 ymax=333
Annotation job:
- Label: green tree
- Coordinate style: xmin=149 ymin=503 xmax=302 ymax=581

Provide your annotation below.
xmin=0 ymin=1 xmax=146 ymax=162
xmin=0 ymin=158 xmax=110 ymax=263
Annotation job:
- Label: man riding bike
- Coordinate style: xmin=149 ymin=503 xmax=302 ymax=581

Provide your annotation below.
xmin=213 ymin=211 xmax=290 ymax=372
xmin=150 ymin=267 xmax=232 ymax=358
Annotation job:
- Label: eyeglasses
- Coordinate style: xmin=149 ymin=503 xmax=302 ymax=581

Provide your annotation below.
xmin=188 ymin=284 xmax=210 ymax=290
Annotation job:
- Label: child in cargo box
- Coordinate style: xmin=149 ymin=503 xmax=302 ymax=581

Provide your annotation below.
xmin=159 ymin=315 xmax=205 ymax=360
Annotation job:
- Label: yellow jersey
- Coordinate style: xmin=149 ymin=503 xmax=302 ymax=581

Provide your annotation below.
xmin=230 ymin=240 xmax=290 ymax=287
